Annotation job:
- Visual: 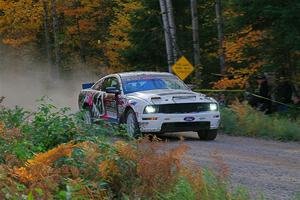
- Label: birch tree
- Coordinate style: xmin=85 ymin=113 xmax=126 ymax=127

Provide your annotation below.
xmin=191 ymin=0 xmax=201 ymax=80
xmin=165 ymin=0 xmax=177 ymax=63
xmin=159 ymin=0 xmax=173 ymax=72
xmin=215 ymin=0 xmax=226 ymax=74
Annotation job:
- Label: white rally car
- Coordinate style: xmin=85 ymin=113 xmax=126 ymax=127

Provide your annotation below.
xmin=78 ymin=72 xmax=220 ymax=140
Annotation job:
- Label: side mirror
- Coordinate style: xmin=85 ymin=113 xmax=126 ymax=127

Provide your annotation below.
xmin=106 ymin=87 xmax=120 ymax=94
xmin=82 ymin=82 xmax=95 ymax=89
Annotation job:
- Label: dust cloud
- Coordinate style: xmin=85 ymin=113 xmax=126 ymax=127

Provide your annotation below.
xmin=0 ymin=44 xmax=100 ymax=111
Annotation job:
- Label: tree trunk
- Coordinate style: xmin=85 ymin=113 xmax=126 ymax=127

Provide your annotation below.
xmin=73 ymin=0 xmax=86 ymax=63
xmin=51 ymin=0 xmax=61 ymax=74
xmin=42 ymin=0 xmax=51 ymax=65
xmin=215 ymin=0 xmax=226 ymax=74
xmin=76 ymin=19 xmax=86 ymax=63
xmin=159 ymin=0 xmax=173 ymax=73
xmin=165 ymin=0 xmax=177 ymax=63
xmin=191 ymin=0 xmax=201 ymax=80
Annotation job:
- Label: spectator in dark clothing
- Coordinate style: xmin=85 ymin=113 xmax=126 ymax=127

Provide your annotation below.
xmin=274 ymin=77 xmax=294 ymax=112
xmin=218 ymin=93 xmax=227 ymax=107
xmin=250 ymin=74 xmax=271 ymax=112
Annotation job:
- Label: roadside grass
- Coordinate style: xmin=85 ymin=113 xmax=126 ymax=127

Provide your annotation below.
xmin=221 ymin=101 xmax=300 ymax=141
xmin=0 ymin=101 xmax=254 ymax=199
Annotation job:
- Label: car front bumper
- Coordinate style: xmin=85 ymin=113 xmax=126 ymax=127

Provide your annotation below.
xmin=138 ymin=111 xmax=220 ymax=133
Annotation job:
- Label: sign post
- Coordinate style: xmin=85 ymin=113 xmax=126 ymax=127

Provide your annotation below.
xmin=172 ymin=56 xmax=194 ymax=80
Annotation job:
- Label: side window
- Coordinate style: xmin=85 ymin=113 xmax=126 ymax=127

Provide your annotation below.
xmin=100 ymin=77 xmax=120 ymax=91
xmin=92 ymin=80 xmax=103 ymax=91
xmin=101 ymin=78 xmax=111 ymax=91
xmin=110 ymin=78 xmax=119 ymax=89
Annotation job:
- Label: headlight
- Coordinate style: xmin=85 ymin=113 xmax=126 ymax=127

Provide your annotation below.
xmin=209 ymin=103 xmax=218 ymax=111
xmin=144 ymin=105 xmax=159 ymax=114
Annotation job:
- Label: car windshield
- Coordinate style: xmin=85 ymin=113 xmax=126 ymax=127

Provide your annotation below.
xmin=121 ymin=75 xmax=189 ymax=94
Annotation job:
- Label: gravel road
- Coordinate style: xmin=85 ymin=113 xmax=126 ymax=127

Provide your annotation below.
xmin=160 ymin=133 xmax=300 ymax=200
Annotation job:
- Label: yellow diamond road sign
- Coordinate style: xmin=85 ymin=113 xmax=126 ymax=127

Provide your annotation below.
xmin=172 ymin=56 xmax=194 ymax=80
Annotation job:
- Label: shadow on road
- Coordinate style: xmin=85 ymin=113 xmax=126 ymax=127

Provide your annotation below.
xmin=151 ymin=132 xmax=201 ymax=142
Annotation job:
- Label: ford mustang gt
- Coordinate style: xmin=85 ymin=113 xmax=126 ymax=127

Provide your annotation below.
xmin=78 ymin=72 xmax=220 ymax=140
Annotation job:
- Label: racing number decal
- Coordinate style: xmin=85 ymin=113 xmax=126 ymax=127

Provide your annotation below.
xmin=92 ymin=92 xmax=104 ymax=119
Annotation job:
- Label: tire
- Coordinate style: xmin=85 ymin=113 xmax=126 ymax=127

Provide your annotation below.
xmin=197 ymin=129 xmax=218 ymax=141
xmin=125 ymin=109 xmax=141 ymax=138
xmin=83 ymin=109 xmax=93 ymax=124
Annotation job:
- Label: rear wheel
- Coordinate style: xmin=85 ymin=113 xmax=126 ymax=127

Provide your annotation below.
xmin=197 ymin=129 xmax=218 ymax=141
xmin=126 ymin=109 xmax=140 ymax=138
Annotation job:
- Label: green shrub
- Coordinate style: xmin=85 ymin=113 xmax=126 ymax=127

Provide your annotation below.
xmin=0 ymin=106 xmax=29 ymax=128
xmin=157 ymin=170 xmax=252 ymax=200
xmin=0 ymin=100 xmax=121 ymax=163
xmin=0 ymin=101 xmax=256 ymax=199
xmin=221 ymin=102 xmax=300 ymax=141
xmin=156 ymin=177 xmax=196 ymax=200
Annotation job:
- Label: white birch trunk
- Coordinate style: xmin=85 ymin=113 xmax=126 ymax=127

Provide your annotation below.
xmin=159 ymin=0 xmax=173 ymax=72
xmin=215 ymin=0 xmax=226 ymax=74
xmin=165 ymin=0 xmax=177 ymax=63
xmin=191 ymin=0 xmax=201 ymax=80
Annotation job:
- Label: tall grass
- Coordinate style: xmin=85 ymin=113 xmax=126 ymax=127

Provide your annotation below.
xmin=221 ymin=101 xmax=300 ymax=141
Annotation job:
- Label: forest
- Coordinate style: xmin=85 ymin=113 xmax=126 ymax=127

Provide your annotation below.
xmin=0 ymin=0 xmax=299 ymax=90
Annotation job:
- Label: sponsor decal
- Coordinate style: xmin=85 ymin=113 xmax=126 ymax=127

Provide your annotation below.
xmin=87 ymin=94 xmax=93 ymax=106
xmin=184 ymin=116 xmax=195 ymax=122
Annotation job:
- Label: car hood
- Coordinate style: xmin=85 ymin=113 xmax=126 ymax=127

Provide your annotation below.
xmin=126 ymin=89 xmax=216 ymax=105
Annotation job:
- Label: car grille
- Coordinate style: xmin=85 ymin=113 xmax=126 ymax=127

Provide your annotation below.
xmin=158 ymin=103 xmax=211 ymax=114
xmin=161 ymin=122 xmax=210 ymax=132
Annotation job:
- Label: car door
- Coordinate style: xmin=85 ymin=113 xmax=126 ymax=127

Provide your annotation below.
xmin=101 ymin=76 xmax=120 ymax=122
xmin=90 ymin=79 xmax=105 ymax=120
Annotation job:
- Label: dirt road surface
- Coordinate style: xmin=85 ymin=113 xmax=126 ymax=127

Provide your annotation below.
xmin=160 ymin=133 xmax=300 ymax=200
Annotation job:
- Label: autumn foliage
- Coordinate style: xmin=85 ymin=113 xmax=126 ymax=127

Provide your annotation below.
xmin=0 ymin=0 xmax=299 ymax=88
xmin=0 ymin=0 xmax=43 ymax=47
xmin=0 ymin=0 xmax=142 ymax=71
xmin=214 ymin=26 xmax=267 ymax=89
xmin=0 ymin=125 xmax=198 ymax=199
xmin=102 ymin=0 xmax=142 ymax=70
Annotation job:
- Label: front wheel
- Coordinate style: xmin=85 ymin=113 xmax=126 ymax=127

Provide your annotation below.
xmin=197 ymin=129 xmax=218 ymax=141
xmin=126 ymin=109 xmax=141 ymax=138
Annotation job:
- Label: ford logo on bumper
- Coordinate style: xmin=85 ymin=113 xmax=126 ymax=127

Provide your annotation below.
xmin=184 ymin=117 xmax=195 ymax=122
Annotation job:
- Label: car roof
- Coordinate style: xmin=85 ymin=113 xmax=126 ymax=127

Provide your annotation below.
xmin=117 ymin=71 xmax=174 ymax=78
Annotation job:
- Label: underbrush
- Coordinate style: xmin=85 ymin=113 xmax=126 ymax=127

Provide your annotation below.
xmin=0 ymin=101 xmax=121 ymax=163
xmin=221 ymin=101 xmax=300 ymax=141
xmin=0 ymin=101 xmax=252 ymax=199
